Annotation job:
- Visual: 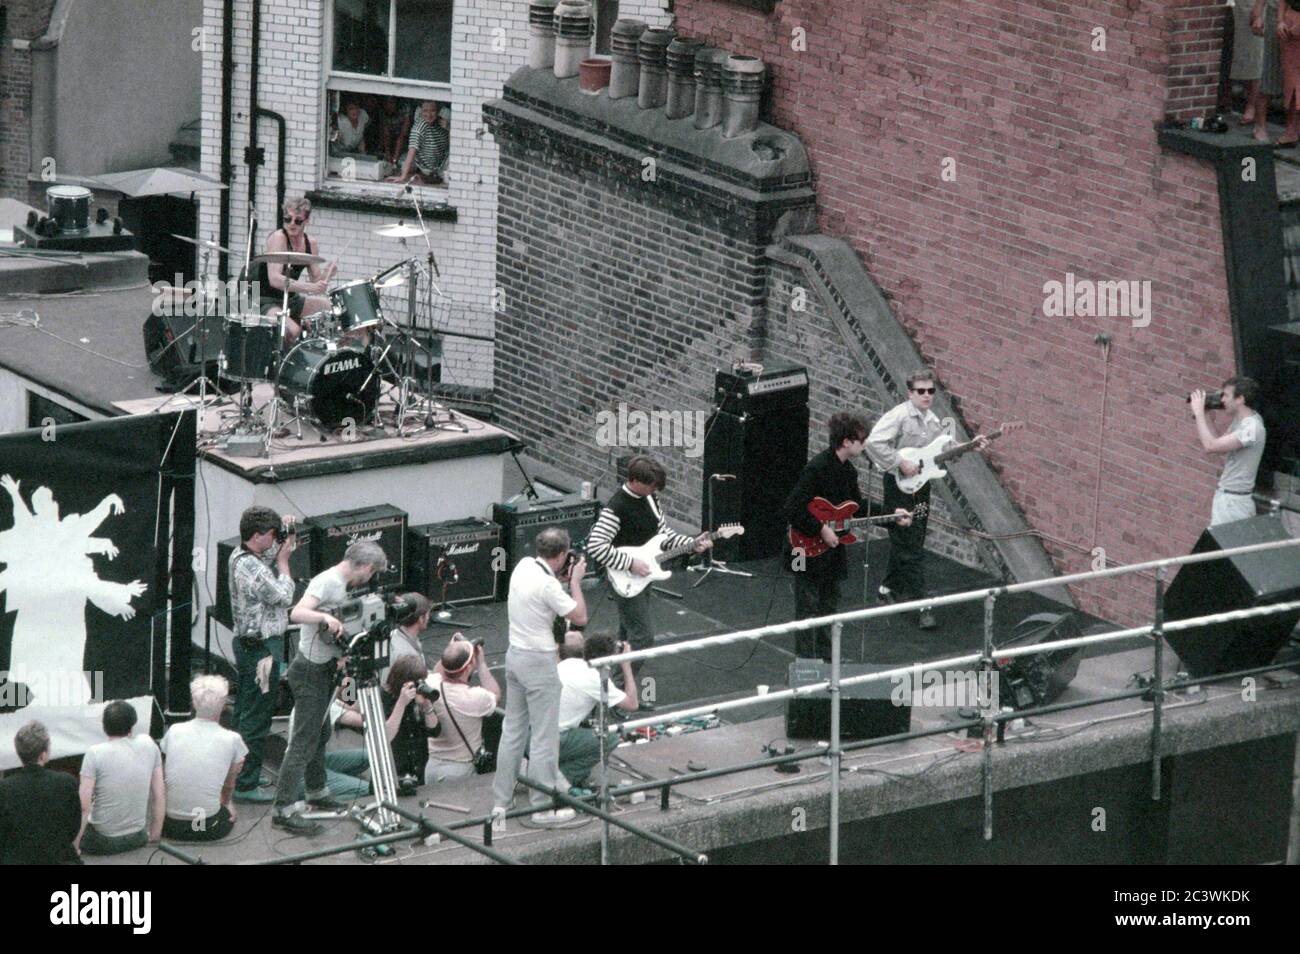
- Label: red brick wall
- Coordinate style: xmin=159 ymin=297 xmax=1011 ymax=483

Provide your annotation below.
xmin=0 ymin=0 xmax=60 ymax=200
xmin=676 ymin=0 xmax=1237 ymax=623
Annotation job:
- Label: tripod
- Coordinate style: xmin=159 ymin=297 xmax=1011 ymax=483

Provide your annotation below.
xmin=690 ymin=473 xmax=753 ymax=587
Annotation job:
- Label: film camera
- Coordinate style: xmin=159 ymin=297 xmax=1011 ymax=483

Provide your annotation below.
xmin=274 ymin=517 xmax=297 ymax=544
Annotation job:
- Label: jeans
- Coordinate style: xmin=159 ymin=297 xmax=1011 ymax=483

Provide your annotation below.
xmin=491 ymin=647 xmax=564 ymax=810
xmin=285 ymin=749 xmax=371 ymax=801
xmin=616 ymin=588 xmax=655 ymax=681
xmin=792 ymin=572 xmax=841 ymax=660
xmin=558 ymin=727 xmax=621 ymax=788
xmin=161 ymin=806 xmax=234 ymax=842
xmin=274 ymin=656 xmax=336 ymax=809
xmin=80 ymin=825 xmax=147 ymax=856
xmin=882 ymin=474 xmax=932 ymax=602
xmin=233 ymin=639 xmax=280 ymax=791
xmin=1211 ymin=490 xmax=1255 ymax=526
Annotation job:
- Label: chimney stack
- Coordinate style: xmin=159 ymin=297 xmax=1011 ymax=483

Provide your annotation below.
xmin=665 ymin=37 xmax=703 ymax=120
xmin=693 ymin=47 xmax=729 ymax=129
xmin=722 ymin=55 xmax=765 ymax=138
xmin=553 ymin=0 xmax=593 ymax=79
xmin=609 ymin=19 xmax=646 ymax=100
xmin=527 ymin=0 xmax=558 ymax=70
xmin=636 ymin=28 xmax=675 ymax=110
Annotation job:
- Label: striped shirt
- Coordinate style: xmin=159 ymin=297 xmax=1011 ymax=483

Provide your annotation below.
xmin=586 ymin=485 xmax=694 ymax=573
xmin=410 ymin=117 xmax=449 ymax=176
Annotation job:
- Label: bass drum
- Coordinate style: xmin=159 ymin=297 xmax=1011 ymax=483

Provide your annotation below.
xmin=277 ymin=340 xmax=379 ymax=429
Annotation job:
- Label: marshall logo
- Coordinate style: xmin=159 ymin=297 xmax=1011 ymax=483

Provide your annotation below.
xmin=347 ymin=530 xmax=384 ymax=545
xmin=445 ymin=542 xmax=481 ymax=556
xmin=323 ymin=357 xmax=362 ymax=374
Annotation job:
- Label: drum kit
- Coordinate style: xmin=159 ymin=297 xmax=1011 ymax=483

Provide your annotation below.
xmin=168 ymin=218 xmax=448 ymax=453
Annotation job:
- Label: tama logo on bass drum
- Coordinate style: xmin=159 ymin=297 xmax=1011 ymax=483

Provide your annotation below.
xmin=323 ymin=357 xmax=362 ymax=374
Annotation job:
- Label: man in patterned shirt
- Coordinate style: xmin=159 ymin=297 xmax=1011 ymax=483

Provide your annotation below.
xmin=228 ymin=506 xmax=297 ymax=802
xmin=386 ymin=100 xmax=449 ymax=185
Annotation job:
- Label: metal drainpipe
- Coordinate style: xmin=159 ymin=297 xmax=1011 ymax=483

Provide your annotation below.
xmin=248 ymin=0 xmax=261 ymax=232
xmin=218 ymin=0 xmax=234 ymax=280
xmin=256 ymin=108 xmax=287 ymax=232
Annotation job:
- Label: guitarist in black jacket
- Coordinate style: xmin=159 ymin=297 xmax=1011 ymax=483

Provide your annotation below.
xmin=783 ymin=412 xmax=909 ymax=660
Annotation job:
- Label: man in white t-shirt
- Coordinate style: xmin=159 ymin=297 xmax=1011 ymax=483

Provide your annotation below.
xmin=557 ymin=631 xmax=637 ymax=790
xmin=76 ymin=700 xmax=164 ymax=855
xmin=1190 ymin=376 xmax=1267 ymax=526
xmin=273 ymin=540 xmax=387 ymax=835
xmin=426 ymin=634 xmax=501 ymax=782
xmin=334 ymin=102 xmax=369 ymax=152
xmin=490 ymin=527 xmax=588 ymax=827
xmin=159 ymin=675 xmax=247 ymax=842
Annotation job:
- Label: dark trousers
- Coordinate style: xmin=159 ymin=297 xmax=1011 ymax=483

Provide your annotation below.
xmin=161 ymin=807 xmax=234 ymax=842
xmin=80 ymin=825 xmax=147 ymax=856
xmin=616 ymin=588 xmax=655 ymax=681
xmin=233 ymin=639 xmax=280 ymax=791
xmin=793 ymin=572 xmax=840 ymax=660
xmin=273 ymin=655 xmax=336 ymax=808
xmin=882 ymin=474 xmax=931 ymax=602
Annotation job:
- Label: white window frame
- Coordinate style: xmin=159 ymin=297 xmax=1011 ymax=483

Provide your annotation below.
xmin=319 ymin=0 xmax=455 ymax=195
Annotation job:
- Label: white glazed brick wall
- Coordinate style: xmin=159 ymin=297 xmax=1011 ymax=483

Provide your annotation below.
xmin=199 ymin=0 xmax=671 ymax=389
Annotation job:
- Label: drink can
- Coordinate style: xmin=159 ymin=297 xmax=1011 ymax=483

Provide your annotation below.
xmin=581 ymin=481 xmax=593 ymax=500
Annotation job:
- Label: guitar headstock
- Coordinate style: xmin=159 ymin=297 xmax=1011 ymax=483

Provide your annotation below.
xmin=911 ymin=502 xmax=928 ymax=520
xmin=714 ymin=523 xmax=744 ymax=539
xmin=991 ymin=421 xmax=1024 ymax=439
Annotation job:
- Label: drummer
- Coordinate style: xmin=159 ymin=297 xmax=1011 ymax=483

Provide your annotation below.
xmin=257 ymin=196 xmax=335 ymax=345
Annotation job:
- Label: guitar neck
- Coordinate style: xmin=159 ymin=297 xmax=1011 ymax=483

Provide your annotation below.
xmin=841 ymin=513 xmax=901 ymax=531
xmin=934 ymin=428 xmax=1003 ymax=465
xmin=657 ymin=533 xmax=710 ymax=564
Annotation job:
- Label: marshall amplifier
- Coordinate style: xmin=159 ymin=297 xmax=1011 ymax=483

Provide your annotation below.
xmin=713 ymin=362 xmax=810 ymax=417
xmin=492 ymin=494 xmax=600 ymax=597
xmin=407 ymin=518 xmax=503 ymax=605
xmin=311 ymin=504 xmax=408 ymax=588
xmin=212 ymin=527 xmax=316 ymax=629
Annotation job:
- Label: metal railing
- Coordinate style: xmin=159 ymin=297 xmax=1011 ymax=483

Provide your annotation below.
xmin=581 ymin=532 xmax=1300 ymax=865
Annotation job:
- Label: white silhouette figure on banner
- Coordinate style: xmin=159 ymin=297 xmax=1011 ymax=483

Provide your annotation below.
xmin=0 ymin=475 xmax=147 ymax=704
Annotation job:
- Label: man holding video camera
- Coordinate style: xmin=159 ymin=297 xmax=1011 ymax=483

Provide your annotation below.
xmin=272 ymin=540 xmax=388 ymax=835
xmin=1189 ymin=377 xmax=1266 ymax=526
xmin=228 ymin=506 xmax=297 ymax=803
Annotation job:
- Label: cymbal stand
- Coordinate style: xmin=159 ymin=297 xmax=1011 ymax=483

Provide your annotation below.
xmin=154 ymin=243 xmax=225 ymax=425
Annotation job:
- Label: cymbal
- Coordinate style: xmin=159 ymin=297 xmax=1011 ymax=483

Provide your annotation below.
xmin=374 ymin=222 xmax=427 ymax=238
xmin=172 ymin=234 xmax=234 ymax=254
xmin=251 ymin=251 xmax=326 ymax=266
xmin=375 ymin=271 xmax=408 ymax=290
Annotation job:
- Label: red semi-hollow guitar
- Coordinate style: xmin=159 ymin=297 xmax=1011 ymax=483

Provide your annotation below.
xmin=787 ymin=498 xmax=926 ymax=559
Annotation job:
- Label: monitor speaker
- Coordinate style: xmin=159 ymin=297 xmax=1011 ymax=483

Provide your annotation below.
xmin=785 ymin=660 xmax=911 ymax=741
xmin=995 ymin=612 xmax=1084 ymax=709
xmin=1163 ymin=516 xmax=1300 ymax=677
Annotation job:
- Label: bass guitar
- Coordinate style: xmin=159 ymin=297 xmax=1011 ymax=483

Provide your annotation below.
xmin=893 ymin=421 xmax=1023 ymax=494
xmin=787 ymin=499 xmax=926 ymax=559
xmin=605 ymin=524 xmax=744 ymax=598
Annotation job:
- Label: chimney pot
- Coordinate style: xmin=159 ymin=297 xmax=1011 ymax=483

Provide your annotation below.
xmin=636 ymin=28 xmax=675 ymax=110
xmin=721 ymin=54 xmax=765 ymax=138
xmin=527 ymin=0 xmax=559 ymax=70
xmin=609 ymin=18 xmax=646 ymax=100
xmin=553 ymin=0 xmax=593 ymax=79
xmin=665 ymin=37 xmax=703 ymax=120
xmin=693 ymin=47 xmax=729 ymax=129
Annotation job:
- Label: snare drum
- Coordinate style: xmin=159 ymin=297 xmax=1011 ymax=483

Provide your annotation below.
xmin=277 ymin=339 xmax=380 ymax=429
xmin=223 ymin=313 xmax=280 ymax=382
xmin=46 ymin=185 xmax=92 ymax=232
xmin=329 ymin=279 xmax=384 ymax=334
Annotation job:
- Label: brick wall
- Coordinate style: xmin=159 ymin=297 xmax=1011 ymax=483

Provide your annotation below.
xmin=0 ymin=0 xmax=59 ymax=200
xmin=668 ymin=0 xmax=1237 ymax=623
xmin=197 ymin=0 xmax=670 ymax=388
xmin=1167 ymin=1 xmax=1228 ymax=122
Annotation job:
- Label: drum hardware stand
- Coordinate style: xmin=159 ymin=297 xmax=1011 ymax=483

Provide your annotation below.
xmin=689 ymin=474 xmax=753 ymax=587
xmin=153 ymin=243 xmax=229 ymax=423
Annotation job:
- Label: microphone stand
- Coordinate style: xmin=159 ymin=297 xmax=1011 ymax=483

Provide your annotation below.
xmin=427 ymin=559 xmax=476 ymax=628
xmin=690 ymin=473 xmax=752 ymax=587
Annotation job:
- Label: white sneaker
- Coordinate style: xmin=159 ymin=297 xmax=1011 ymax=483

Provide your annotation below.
xmin=529 ymin=808 xmax=577 ymax=826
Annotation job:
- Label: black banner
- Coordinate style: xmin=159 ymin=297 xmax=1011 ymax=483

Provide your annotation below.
xmin=0 ymin=412 xmax=194 ymax=765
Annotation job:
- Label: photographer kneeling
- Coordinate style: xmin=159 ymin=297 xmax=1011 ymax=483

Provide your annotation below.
xmin=381 ymin=655 xmax=441 ymax=790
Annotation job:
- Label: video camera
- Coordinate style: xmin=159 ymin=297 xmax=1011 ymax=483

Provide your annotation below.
xmin=330 ymin=590 xmax=427 ymax=684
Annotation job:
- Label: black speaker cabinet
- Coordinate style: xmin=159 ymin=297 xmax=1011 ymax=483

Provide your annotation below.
xmin=212 ymin=529 xmax=315 ymax=630
xmin=492 ymin=495 xmax=600 ymax=596
xmin=703 ymin=401 xmax=809 ymax=562
xmin=786 ymin=660 xmax=912 ymax=741
xmin=311 ymin=504 xmax=408 ymax=588
xmin=994 ymin=612 xmax=1084 ymax=709
xmin=406 ymin=518 xmax=502 ymax=605
xmin=1163 ymin=516 xmax=1300 ymax=677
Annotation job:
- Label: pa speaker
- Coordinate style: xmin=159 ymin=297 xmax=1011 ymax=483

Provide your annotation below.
xmin=703 ymin=404 xmax=808 ymax=561
xmin=995 ymin=612 xmax=1084 ymax=709
xmin=1163 ymin=516 xmax=1300 ymax=677
xmin=785 ymin=660 xmax=911 ymax=741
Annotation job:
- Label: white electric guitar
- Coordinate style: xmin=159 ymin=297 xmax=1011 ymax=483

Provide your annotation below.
xmin=894 ymin=421 xmax=1023 ymax=494
xmin=605 ymin=524 xmax=745 ymax=598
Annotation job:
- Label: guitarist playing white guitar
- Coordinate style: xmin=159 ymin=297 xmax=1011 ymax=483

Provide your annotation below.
xmin=866 ymin=369 xmax=992 ymax=631
xmin=585 ymin=455 xmax=712 ymax=696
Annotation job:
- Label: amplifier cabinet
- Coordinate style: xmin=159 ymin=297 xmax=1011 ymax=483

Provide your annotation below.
xmin=311 ymin=504 xmax=408 ymax=588
xmin=492 ymin=495 xmax=600 ymax=597
xmin=407 ymin=518 xmax=503 ymax=605
xmin=213 ymin=528 xmax=315 ymax=630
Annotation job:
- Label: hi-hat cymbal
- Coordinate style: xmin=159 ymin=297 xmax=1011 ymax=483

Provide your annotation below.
xmin=374 ymin=222 xmax=427 ymax=238
xmin=251 ymin=251 xmax=326 ymax=266
xmin=375 ymin=271 xmax=408 ymax=290
xmin=172 ymin=234 xmax=234 ymax=254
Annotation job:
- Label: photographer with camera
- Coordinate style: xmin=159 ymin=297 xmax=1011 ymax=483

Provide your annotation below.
xmin=379 ymin=592 xmax=432 ymax=684
xmin=380 ymin=655 xmax=441 ymax=787
xmin=557 ymin=631 xmax=638 ymax=791
xmin=272 ymin=540 xmax=388 ymax=835
xmin=228 ymin=506 xmax=297 ymax=803
xmin=1189 ymin=377 xmax=1266 ymax=526
xmin=491 ymin=527 xmax=588 ymax=828
xmin=426 ymin=634 xmax=501 ymax=783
